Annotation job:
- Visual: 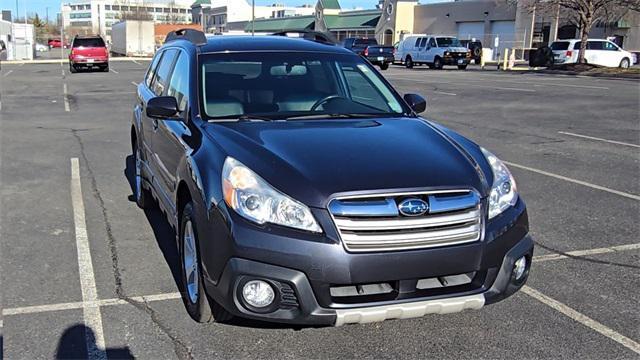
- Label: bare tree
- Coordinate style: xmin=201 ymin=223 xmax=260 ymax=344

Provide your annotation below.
xmin=515 ymin=0 xmax=639 ymax=64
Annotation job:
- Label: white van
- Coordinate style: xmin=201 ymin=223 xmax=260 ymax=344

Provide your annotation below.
xmin=397 ymin=35 xmax=470 ymax=70
xmin=550 ymin=39 xmax=633 ymax=68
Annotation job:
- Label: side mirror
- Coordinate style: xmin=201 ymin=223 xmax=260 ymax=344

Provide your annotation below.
xmin=404 ymin=93 xmax=426 ymax=114
xmin=146 ymin=96 xmax=179 ymax=119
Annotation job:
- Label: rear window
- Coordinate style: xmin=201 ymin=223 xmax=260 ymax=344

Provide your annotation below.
xmin=73 ymin=37 xmax=105 ymax=48
xmin=551 ymin=42 xmax=570 ymax=50
xmin=354 ymin=39 xmax=377 ymax=46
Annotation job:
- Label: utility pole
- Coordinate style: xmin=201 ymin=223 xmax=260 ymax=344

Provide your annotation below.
xmin=251 ymin=0 xmax=255 ymax=36
xmin=46 ymin=7 xmax=49 ymax=24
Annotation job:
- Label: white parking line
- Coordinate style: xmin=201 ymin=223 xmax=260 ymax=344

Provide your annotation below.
xmin=131 ymin=59 xmax=141 ymax=65
xmin=3 ymin=70 xmax=13 ymax=77
xmin=434 ymin=91 xmax=457 ymax=96
xmin=63 ymin=84 xmax=70 ymax=112
xmin=131 ymin=81 xmax=138 ymax=87
xmin=522 ymin=286 xmax=640 ymax=355
xmin=70 ymin=158 xmax=107 ymax=360
xmin=504 ymin=161 xmax=640 ymax=201
xmin=3 ymin=292 xmax=181 ymax=316
xmin=110 ymin=68 xmax=119 ymax=74
xmin=558 ymin=131 xmax=640 ymax=149
xmin=533 ymin=243 xmax=640 ymax=262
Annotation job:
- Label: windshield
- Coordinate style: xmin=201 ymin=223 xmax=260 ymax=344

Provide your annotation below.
xmin=200 ymin=52 xmax=408 ymax=120
xmin=436 ymin=37 xmax=463 ymax=47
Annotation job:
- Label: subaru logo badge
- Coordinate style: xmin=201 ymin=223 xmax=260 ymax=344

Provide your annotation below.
xmin=398 ymin=198 xmax=429 ymax=217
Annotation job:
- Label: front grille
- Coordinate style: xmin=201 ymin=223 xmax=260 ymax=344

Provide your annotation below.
xmin=329 ymin=190 xmax=482 ymax=252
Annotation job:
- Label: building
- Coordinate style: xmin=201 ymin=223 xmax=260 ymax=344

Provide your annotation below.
xmin=0 ymin=15 xmax=35 ymax=60
xmin=191 ymin=0 xmax=315 ymax=33
xmin=62 ymin=0 xmax=193 ymax=41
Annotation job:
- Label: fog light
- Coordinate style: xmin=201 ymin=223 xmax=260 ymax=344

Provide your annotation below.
xmin=242 ymin=280 xmax=275 ymax=308
xmin=513 ymin=256 xmax=527 ymax=281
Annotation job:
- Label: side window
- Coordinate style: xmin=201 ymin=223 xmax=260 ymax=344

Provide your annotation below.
xmin=573 ymin=41 xmax=581 ymax=50
xmin=419 ymin=38 xmax=427 ymax=48
xmin=587 ymin=41 xmax=604 ymax=50
xmin=144 ymin=51 xmax=163 ymax=87
xmin=166 ymin=52 xmax=189 ymax=112
xmin=414 ymin=38 xmax=421 ymax=47
xmin=429 ymin=38 xmax=437 ymax=48
xmin=151 ymin=49 xmax=178 ymax=96
xmin=341 ymin=64 xmax=391 ymax=112
xmin=604 ymin=41 xmax=618 ymax=51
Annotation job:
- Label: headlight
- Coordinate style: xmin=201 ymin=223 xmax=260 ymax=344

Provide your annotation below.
xmin=444 ymin=51 xmax=450 ymax=56
xmin=222 ymin=157 xmax=322 ymax=233
xmin=481 ymin=148 xmax=518 ymax=219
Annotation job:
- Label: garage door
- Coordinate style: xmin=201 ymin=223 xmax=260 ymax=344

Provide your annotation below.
xmin=457 ymin=22 xmax=484 ymax=41
xmin=490 ymin=20 xmax=515 ymax=56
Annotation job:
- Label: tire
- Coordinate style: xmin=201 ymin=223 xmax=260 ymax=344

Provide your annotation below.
xmin=103 ymin=65 xmax=109 ymax=72
xmin=379 ymin=62 xmax=389 ymax=70
xmin=179 ymin=202 xmax=233 ymax=323
xmin=69 ymin=63 xmax=77 ymax=73
xmin=458 ymin=64 xmax=467 ymax=70
xmin=405 ymin=56 xmax=413 ymax=69
xmin=620 ymin=58 xmax=630 ymax=69
xmin=434 ymin=57 xmax=443 ymax=70
xmin=133 ymin=140 xmax=154 ymax=209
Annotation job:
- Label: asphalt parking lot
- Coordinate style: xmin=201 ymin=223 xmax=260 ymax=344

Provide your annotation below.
xmin=1 ymin=60 xmax=639 ymax=359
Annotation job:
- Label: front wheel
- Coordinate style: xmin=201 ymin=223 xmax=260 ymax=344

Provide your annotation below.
xmin=133 ymin=141 xmax=154 ymax=209
xmin=379 ymin=62 xmax=389 ymax=70
xmin=458 ymin=64 xmax=468 ymax=70
xmin=434 ymin=57 xmax=443 ymax=70
xmin=620 ymin=58 xmax=630 ymax=69
xmin=69 ymin=63 xmax=77 ymax=73
xmin=102 ymin=65 xmax=109 ymax=72
xmin=179 ymin=202 xmax=233 ymax=323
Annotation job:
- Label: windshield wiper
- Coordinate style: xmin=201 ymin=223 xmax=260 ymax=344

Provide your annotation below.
xmin=237 ymin=115 xmax=274 ymax=122
xmin=282 ymin=113 xmax=394 ymax=120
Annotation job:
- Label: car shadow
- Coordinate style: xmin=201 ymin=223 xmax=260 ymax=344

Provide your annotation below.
xmin=55 ymin=324 xmax=133 ymax=359
xmin=123 ymin=154 xmax=317 ymax=330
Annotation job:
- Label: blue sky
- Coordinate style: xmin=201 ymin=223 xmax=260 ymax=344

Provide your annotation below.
xmin=5 ymin=0 xmax=381 ymax=21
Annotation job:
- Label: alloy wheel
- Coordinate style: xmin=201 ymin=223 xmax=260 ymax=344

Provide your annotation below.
xmin=183 ymin=220 xmax=199 ymax=304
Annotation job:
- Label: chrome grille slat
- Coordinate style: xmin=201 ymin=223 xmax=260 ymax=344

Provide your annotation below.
xmin=334 ymin=209 xmax=480 ymax=231
xmin=330 ymin=190 xmax=482 ymax=252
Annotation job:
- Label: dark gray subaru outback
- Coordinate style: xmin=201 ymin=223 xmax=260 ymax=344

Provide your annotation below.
xmin=131 ymin=30 xmax=533 ymax=326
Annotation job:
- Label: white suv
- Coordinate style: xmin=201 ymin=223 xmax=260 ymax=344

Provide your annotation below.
xmin=550 ymin=39 xmax=633 ymax=68
xmin=398 ymin=35 xmax=470 ymax=70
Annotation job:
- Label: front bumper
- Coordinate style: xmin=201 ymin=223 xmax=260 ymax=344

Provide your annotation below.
xmin=201 ymin=198 xmax=533 ymax=326
xmin=443 ymin=55 xmax=470 ymax=66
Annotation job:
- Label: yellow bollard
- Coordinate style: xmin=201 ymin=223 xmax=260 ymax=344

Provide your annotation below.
xmin=502 ymin=49 xmax=509 ymax=71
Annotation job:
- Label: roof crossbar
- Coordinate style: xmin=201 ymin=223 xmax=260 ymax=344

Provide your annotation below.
xmin=165 ymin=28 xmax=207 ymax=45
xmin=271 ymin=30 xmax=337 ymax=45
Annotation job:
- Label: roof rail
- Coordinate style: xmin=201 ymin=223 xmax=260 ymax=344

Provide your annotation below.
xmin=165 ymin=28 xmax=207 ymax=45
xmin=271 ymin=30 xmax=336 ymax=45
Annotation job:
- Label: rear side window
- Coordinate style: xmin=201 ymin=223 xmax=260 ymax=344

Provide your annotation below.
xmin=588 ymin=41 xmax=604 ymax=50
xmin=419 ymin=38 xmax=428 ymax=47
xmin=550 ymin=42 xmax=569 ymax=50
xmin=414 ymin=38 xmax=421 ymax=47
xmin=167 ymin=52 xmax=189 ymax=112
xmin=73 ymin=37 xmax=105 ymax=47
xmin=151 ymin=49 xmax=178 ymax=96
xmin=145 ymin=51 xmax=163 ymax=87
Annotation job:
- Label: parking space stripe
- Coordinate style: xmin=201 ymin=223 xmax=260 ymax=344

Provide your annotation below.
xmin=558 ymin=131 xmax=640 ymax=149
xmin=131 ymin=59 xmax=141 ymax=65
xmin=3 ymin=70 xmax=13 ymax=77
xmin=63 ymin=84 xmax=70 ymax=112
xmin=533 ymin=243 xmax=640 ymax=262
xmin=3 ymin=292 xmax=181 ymax=316
xmin=504 ymin=161 xmax=640 ymax=201
xmin=110 ymin=68 xmax=119 ymax=74
xmin=522 ymin=286 xmax=640 ymax=355
xmin=131 ymin=81 xmax=138 ymax=87
xmin=70 ymin=158 xmax=107 ymax=360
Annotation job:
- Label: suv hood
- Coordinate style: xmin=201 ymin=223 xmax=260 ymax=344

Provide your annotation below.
xmin=205 ymin=118 xmax=487 ymax=208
